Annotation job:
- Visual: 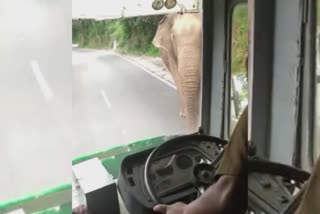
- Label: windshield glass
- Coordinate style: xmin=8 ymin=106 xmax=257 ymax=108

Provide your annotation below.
xmin=72 ymin=8 xmax=203 ymax=156
xmin=0 ymin=0 xmax=71 ymax=202
xmin=229 ymin=3 xmax=248 ymax=135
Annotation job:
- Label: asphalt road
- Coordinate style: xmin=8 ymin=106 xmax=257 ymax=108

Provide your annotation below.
xmin=72 ymin=49 xmax=187 ymax=157
xmin=0 ymin=0 xmax=72 ymax=202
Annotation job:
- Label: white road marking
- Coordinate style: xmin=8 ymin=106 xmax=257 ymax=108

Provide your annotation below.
xmin=113 ymin=52 xmax=177 ymax=90
xmin=100 ymin=89 xmax=112 ymax=109
xmin=30 ymin=60 xmax=54 ymax=102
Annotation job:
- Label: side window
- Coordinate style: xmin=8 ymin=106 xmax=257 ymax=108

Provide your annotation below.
xmin=229 ymin=4 xmax=249 ymax=135
xmin=316 ymin=0 xmax=320 ymax=159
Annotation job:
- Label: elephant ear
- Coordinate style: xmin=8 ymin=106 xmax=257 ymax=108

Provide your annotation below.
xmin=170 ymin=33 xmax=179 ymax=64
xmin=168 ymin=15 xmax=179 ymax=64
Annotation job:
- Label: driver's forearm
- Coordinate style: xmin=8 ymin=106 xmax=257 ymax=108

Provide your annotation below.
xmin=185 ymin=175 xmax=246 ymax=214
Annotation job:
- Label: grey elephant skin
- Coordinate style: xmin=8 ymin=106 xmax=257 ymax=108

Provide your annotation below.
xmin=153 ymin=13 xmax=201 ymax=131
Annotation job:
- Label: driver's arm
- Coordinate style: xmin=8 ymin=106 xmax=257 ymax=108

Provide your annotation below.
xmin=295 ymin=156 xmax=320 ymax=214
xmin=154 ymin=107 xmax=248 ymax=214
xmin=154 ymin=175 xmax=246 ymax=214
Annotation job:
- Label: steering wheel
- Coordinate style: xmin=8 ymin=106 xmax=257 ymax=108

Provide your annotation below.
xmin=248 ymin=158 xmax=311 ymax=214
xmin=143 ymin=134 xmax=311 ymax=214
xmin=143 ymin=134 xmax=227 ymax=205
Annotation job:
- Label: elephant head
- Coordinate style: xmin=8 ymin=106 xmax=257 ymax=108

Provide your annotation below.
xmin=153 ymin=14 xmax=178 ymax=71
xmin=153 ymin=13 xmax=202 ymax=131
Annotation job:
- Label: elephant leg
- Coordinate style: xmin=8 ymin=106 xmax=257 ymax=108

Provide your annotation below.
xmin=169 ymin=63 xmax=186 ymax=118
xmin=179 ymin=98 xmax=186 ymax=118
xmin=177 ymin=85 xmax=186 ymax=118
xmin=173 ymin=72 xmax=186 ymax=118
xmin=178 ymin=48 xmax=201 ymax=132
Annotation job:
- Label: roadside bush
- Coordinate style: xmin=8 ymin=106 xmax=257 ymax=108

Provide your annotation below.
xmin=72 ymin=11 xmax=247 ymax=73
xmin=72 ymin=16 xmax=163 ymax=56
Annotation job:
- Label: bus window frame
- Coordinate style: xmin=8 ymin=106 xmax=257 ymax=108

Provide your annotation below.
xmin=200 ymin=0 xmax=246 ymax=138
xmin=224 ymin=0 xmax=248 ymax=139
xmin=300 ymin=0 xmax=317 ymax=169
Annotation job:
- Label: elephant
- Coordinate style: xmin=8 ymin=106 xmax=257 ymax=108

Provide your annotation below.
xmin=152 ymin=13 xmax=202 ymax=131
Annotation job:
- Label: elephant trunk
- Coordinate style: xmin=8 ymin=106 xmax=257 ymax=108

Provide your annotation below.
xmin=178 ymin=46 xmax=201 ymax=132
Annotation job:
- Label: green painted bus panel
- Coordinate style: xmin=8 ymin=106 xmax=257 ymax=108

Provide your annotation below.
xmin=72 ymin=145 xmax=127 ymax=165
xmin=72 ymin=135 xmax=170 ymax=166
xmin=0 ymin=135 xmax=172 ymax=213
xmin=102 ymin=154 xmax=129 ymax=178
xmin=34 ymin=203 xmax=71 ymax=214
xmin=100 ymin=136 xmax=169 ymax=178
xmin=0 ymin=184 xmax=71 ymax=214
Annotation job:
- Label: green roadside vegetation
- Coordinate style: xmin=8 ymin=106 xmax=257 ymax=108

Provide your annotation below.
xmin=232 ymin=5 xmax=249 ymax=106
xmin=232 ymin=4 xmax=248 ymax=75
xmin=73 ymin=10 xmax=248 ymax=73
xmin=72 ymin=16 xmax=163 ymax=57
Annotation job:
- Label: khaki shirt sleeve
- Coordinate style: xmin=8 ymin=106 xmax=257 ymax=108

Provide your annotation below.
xmin=295 ymin=156 xmax=320 ymax=214
xmin=216 ymin=107 xmax=248 ymax=176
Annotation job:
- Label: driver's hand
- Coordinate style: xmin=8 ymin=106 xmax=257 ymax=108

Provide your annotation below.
xmin=153 ymin=202 xmax=187 ymax=214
